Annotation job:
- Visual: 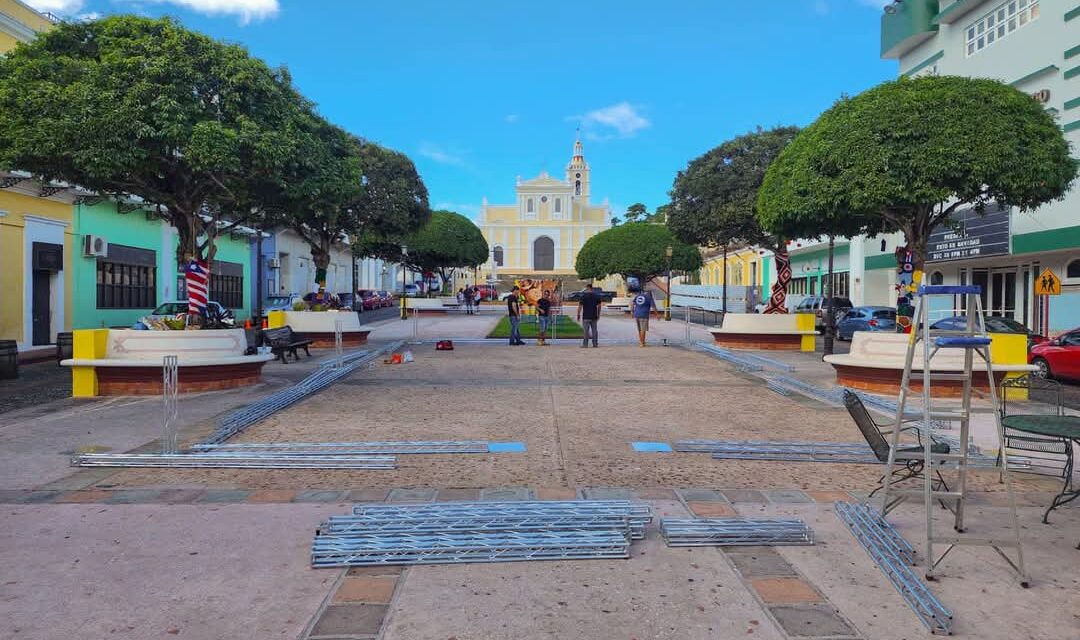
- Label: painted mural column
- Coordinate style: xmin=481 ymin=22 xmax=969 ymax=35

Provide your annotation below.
xmin=894 ymin=246 xmax=918 ymax=333
xmin=763 ymin=244 xmax=791 ymax=314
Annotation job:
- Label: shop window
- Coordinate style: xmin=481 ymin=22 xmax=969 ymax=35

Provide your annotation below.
xmin=930 ymin=271 xmax=944 ymax=285
xmin=96 ymin=244 xmax=157 ymax=309
xmin=826 ymin=271 xmax=851 ymax=298
xmin=209 ymin=260 xmax=244 ymax=309
xmin=966 ymin=0 xmax=1038 ymax=57
xmin=1067 ymin=259 xmax=1080 ymax=280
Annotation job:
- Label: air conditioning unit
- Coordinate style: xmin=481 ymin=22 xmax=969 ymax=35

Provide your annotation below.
xmin=267 ymin=257 xmax=281 ymax=269
xmin=83 ymin=234 xmax=108 ymax=258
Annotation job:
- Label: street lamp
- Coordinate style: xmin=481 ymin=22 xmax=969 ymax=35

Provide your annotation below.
xmin=664 ymin=245 xmax=673 ymax=321
xmin=400 ymin=245 xmax=408 ymax=320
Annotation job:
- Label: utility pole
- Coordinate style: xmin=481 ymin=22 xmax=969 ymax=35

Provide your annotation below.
xmin=721 ymin=244 xmax=729 ymax=315
xmin=824 ymin=236 xmax=836 ymax=355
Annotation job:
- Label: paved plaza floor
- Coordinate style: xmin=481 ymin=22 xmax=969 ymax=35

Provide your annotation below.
xmin=1 ymin=313 xmax=1077 ymax=639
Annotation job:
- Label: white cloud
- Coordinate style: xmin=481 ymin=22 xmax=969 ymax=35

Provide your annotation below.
xmin=504 ymin=114 xmax=519 ymax=123
xmin=77 ymin=11 xmax=102 ymax=21
xmin=23 ymin=0 xmax=84 ymax=14
xmin=134 ymin=0 xmax=280 ymax=23
xmin=569 ymin=101 xmax=651 ymax=141
xmin=418 ymin=142 xmax=467 ymax=167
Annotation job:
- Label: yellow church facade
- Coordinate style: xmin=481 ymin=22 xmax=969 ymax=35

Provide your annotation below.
xmin=478 ymin=139 xmax=609 ymax=280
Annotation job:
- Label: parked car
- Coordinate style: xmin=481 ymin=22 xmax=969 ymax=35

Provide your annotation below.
xmin=149 ymin=301 xmax=235 ymax=327
xmin=336 ymin=292 xmax=361 ymax=312
xmin=1029 ymin=328 xmax=1080 ymax=381
xmin=262 ymin=293 xmax=302 ymax=312
xmin=793 ymin=296 xmax=854 ymax=330
xmin=403 ymin=284 xmax=422 ymax=298
xmin=302 ymin=291 xmax=342 ymax=308
xmin=377 ymin=291 xmax=395 ymax=307
xmin=356 ymin=289 xmax=382 ymax=310
xmin=930 ymin=315 xmax=1048 ymax=350
xmin=836 ymin=306 xmax=897 ymax=341
xmin=472 ymin=284 xmax=498 ymax=300
xmin=564 ymin=288 xmax=616 ymax=302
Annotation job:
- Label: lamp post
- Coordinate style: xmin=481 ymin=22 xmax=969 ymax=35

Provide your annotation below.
xmin=823 ymin=236 xmax=836 ymax=355
xmin=400 ymin=245 xmax=408 ymax=320
xmin=664 ymin=245 xmax=673 ymax=321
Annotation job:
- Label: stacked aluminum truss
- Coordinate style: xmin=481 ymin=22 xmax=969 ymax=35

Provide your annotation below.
xmin=70 ymin=452 xmax=396 ymax=469
xmin=674 ymin=438 xmax=1010 ymax=469
xmin=312 ymin=500 xmax=652 ymax=568
xmin=660 ymin=518 xmax=813 ymax=547
xmin=835 ymin=502 xmax=952 ymax=635
xmin=695 ymin=342 xmax=795 ymax=373
xmin=191 ymin=440 xmax=489 ymax=455
xmin=204 ymin=341 xmax=403 ymax=445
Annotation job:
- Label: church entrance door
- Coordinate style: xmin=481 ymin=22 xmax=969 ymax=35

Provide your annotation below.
xmin=533 ymin=237 xmax=554 ymax=271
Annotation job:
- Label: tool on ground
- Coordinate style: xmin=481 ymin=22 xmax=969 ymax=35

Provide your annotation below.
xmin=879 ymin=285 xmax=1028 ymax=585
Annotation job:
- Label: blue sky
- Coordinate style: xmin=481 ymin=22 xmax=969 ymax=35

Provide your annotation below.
xmin=30 ymin=0 xmax=899 ymax=220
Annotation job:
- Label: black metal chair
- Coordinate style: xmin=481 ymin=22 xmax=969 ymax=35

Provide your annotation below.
xmin=1000 ymin=375 xmax=1070 ymax=478
xmin=843 ymin=390 xmax=950 ymax=507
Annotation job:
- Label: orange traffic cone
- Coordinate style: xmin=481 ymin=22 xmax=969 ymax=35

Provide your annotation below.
xmin=244 ymin=319 xmax=252 ymax=329
xmin=261 ymin=318 xmax=269 ymax=329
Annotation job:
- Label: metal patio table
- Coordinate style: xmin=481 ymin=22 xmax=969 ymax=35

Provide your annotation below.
xmin=1000 ymin=414 xmax=1080 ymax=524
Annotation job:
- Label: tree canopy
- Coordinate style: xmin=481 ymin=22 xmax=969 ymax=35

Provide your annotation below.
xmin=575 ymin=223 xmax=702 ymax=282
xmin=668 ymin=126 xmax=799 ymax=251
xmin=0 ymin=15 xmax=310 ymax=266
xmin=757 ymin=76 xmax=1077 ymax=269
xmin=359 ymin=210 xmax=487 ymax=286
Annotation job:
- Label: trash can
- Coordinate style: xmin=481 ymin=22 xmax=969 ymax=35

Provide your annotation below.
xmin=56 ymin=332 xmax=73 ymax=366
xmin=0 ymin=340 xmax=17 ymax=380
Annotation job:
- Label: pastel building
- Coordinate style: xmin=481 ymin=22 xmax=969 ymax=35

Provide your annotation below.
xmin=477 ymin=138 xmax=610 ymax=281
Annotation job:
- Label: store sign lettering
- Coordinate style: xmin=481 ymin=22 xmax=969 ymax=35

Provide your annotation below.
xmin=927 ymin=203 xmax=1010 ymax=263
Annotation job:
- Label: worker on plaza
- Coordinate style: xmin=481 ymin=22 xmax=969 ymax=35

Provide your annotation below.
xmin=632 ymin=288 xmax=659 ymax=347
xmin=463 ymin=285 xmax=474 ymax=315
xmin=576 ymin=284 xmax=602 ymax=348
xmin=536 ymin=289 xmax=553 ymax=346
xmin=507 ymin=285 xmax=525 ymax=346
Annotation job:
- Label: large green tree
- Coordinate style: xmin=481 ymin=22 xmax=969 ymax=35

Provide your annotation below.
xmin=575 ymin=223 xmax=702 ymax=283
xmin=359 ymin=210 xmax=486 ymax=290
xmin=668 ymin=126 xmax=800 ymax=312
xmin=0 ymin=16 xmax=310 ymax=278
xmin=757 ymin=76 xmax=1077 ymax=274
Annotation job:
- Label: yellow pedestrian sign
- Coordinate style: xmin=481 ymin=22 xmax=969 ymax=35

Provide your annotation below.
xmin=1035 ymin=268 xmax=1061 ymax=296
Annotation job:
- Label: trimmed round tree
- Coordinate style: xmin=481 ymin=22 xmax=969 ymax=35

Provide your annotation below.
xmin=359 ymin=210 xmax=487 ymax=291
xmin=758 ymin=76 xmax=1076 ymax=324
xmin=668 ymin=126 xmax=800 ymax=313
xmin=575 ymin=223 xmax=702 ymax=283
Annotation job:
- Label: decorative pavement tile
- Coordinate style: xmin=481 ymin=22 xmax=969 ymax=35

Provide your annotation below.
xmin=581 ymin=487 xmax=634 ymax=500
xmin=54 ymin=489 xmax=112 ymax=504
xmin=157 ymin=489 xmax=206 ymax=504
xmin=294 ymin=490 xmax=347 ymax=503
xmin=347 ymin=566 xmax=402 ymax=577
xmin=308 ymin=604 xmax=388 ymax=638
xmin=479 ymin=487 xmax=535 ymax=501
xmin=198 ymin=489 xmax=253 ymax=504
xmin=535 ymin=487 xmax=578 ymax=501
xmin=105 ymin=489 xmax=164 ymax=504
xmin=0 ymin=490 xmax=63 ymax=504
xmin=749 ymin=578 xmax=825 ymax=605
xmin=804 ymin=490 xmax=853 ymax=503
xmin=720 ymin=489 xmax=768 ymax=503
xmin=333 ymin=576 xmax=398 ymax=604
xmin=346 ymin=488 xmax=389 ymax=503
xmin=764 ymin=489 xmax=812 ymax=504
xmin=676 ymin=488 xmax=727 ymax=502
xmin=436 ymin=488 xmax=481 ymax=502
xmin=387 ymin=488 xmax=436 ymax=502
xmin=769 ymin=605 xmax=856 ymax=638
xmin=686 ymin=501 xmax=737 ymax=517
xmin=634 ymin=488 xmax=677 ymax=501
xmin=247 ymin=489 xmax=298 ymax=503
xmin=728 ymin=551 xmax=799 ymax=578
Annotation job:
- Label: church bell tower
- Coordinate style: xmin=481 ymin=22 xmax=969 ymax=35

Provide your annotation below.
xmin=565 ymin=134 xmax=590 ymax=205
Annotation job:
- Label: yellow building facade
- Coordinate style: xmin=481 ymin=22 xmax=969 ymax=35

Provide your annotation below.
xmin=477 ymin=139 xmax=610 ymax=280
xmin=1 ymin=1 xmax=73 ymax=349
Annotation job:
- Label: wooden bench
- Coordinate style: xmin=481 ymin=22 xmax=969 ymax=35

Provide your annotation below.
xmin=262 ymin=326 xmax=314 ymax=363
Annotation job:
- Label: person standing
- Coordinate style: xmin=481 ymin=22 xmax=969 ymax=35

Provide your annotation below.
xmin=536 ymin=290 xmax=552 ymax=346
xmin=631 ymin=288 xmax=659 ymax=347
xmin=576 ymin=284 xmax=602 ymax=348
xmin=456 ymin=287 xmax=465 ymax=310
xmin=474 ymin=287 xmax=483 ymax=310
xmin=507 ymin=285 xmax=525 ymax=346
xmin=463 ymin=285 xmax=474 ymax=315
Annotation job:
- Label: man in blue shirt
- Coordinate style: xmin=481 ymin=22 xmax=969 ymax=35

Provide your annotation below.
xmin=631 ymin=289 xmax=659 ymax=347
xmin=506 ymin=286 xmax=524 ymax=346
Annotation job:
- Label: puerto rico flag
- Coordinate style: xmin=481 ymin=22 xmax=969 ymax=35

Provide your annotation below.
xmin=185 ymin=259 xmax=210 ymax=315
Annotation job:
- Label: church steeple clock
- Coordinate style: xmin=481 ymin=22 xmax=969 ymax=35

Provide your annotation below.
xmin=565 ymin=134 xmax=590 ymax=205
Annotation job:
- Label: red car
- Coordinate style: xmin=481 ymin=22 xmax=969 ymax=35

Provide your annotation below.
xmin=472 ymin=284 xmax=498 ymax=300
xmin=357 ymin=289 xmax=382 ymax=311
xmin=1029 ymin=327 xmax=1080 ymax=381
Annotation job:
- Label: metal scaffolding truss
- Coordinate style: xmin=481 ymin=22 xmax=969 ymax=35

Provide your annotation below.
xmin=835 ymin=502 xmax=952 ymax=635
xmin=660 ymin=518 xmax=813 ymax=547
xmin=204 ymin=341 xmax=404 ymax=445
xmin=695 ymin=342 xmax=795 ymax=373
xmin=191 ymin=440 xmax=489 ymax=455
xmin=312 ymin=530 xmax=630 ymax=568
xmin=675 ymin=439 xmax=1017 ymax=469
xmin=320 ymin=513 xmax=633 ymax=536
xmin=70 ymin=452 xmax=397 ymax=469
xmin=349 ymin=501 xmax=652 ymax=539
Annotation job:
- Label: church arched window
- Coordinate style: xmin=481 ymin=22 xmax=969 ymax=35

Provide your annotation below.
xmin=574 ymin=180 xmax=581 ymax=196
xmin=493 ymin=246 xmax=504 ymax=267
xmin=554 ymin=198 xmax=561 ymax=214
xmin=527 ymin=198 xmax=534 ymax=213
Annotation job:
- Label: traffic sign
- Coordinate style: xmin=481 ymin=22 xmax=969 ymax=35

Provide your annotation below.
xmin=1035 ymin=268 xmax=1061 ymax=296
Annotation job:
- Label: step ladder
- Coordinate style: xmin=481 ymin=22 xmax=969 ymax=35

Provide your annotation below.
xmin=879 ymin=285 xmax=1029 ymax=586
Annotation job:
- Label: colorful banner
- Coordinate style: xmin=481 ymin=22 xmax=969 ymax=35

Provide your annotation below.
xmin=894 ymin=247 xmax=921 ymax=333
xmin=513 ymin=278 xmax=562 ymax=311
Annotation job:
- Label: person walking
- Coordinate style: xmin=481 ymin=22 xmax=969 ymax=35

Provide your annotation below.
xmin=474 ymin=287 xmax=483 ymax=311
xmin=507 ymin=285 xmax=525 ymax=346
xmin=631 ymin=288 xmax=659 ymax=347
xmin=576 ymin=284 xmax=602 ymax=348
xmin=536 ymin=289 xmax=553 ymax=346
xmin=456 ymin=287 xmax=465 ymax=310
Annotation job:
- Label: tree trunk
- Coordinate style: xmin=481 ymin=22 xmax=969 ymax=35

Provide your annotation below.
xmin=310 ymin=238 xmax=332 ymax=293
xmin=172 ymin=208 xmax=213 ymax=320
xmin=763 ymin=242 xmax=791 ymax=314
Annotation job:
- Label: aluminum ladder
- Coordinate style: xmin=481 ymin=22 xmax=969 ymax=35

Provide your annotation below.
xmin=879 ymin=284 xmax=1028 ymax=586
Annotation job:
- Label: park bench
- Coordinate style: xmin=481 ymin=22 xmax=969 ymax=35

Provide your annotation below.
xmin=708 ymin=312 xmax=816 ymax=351
xmin=263 ymin=326 xmax=314 ymax=363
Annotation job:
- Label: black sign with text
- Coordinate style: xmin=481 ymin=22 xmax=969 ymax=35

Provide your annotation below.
xmin=928 ymin=203 xmax=1010 ymax=263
